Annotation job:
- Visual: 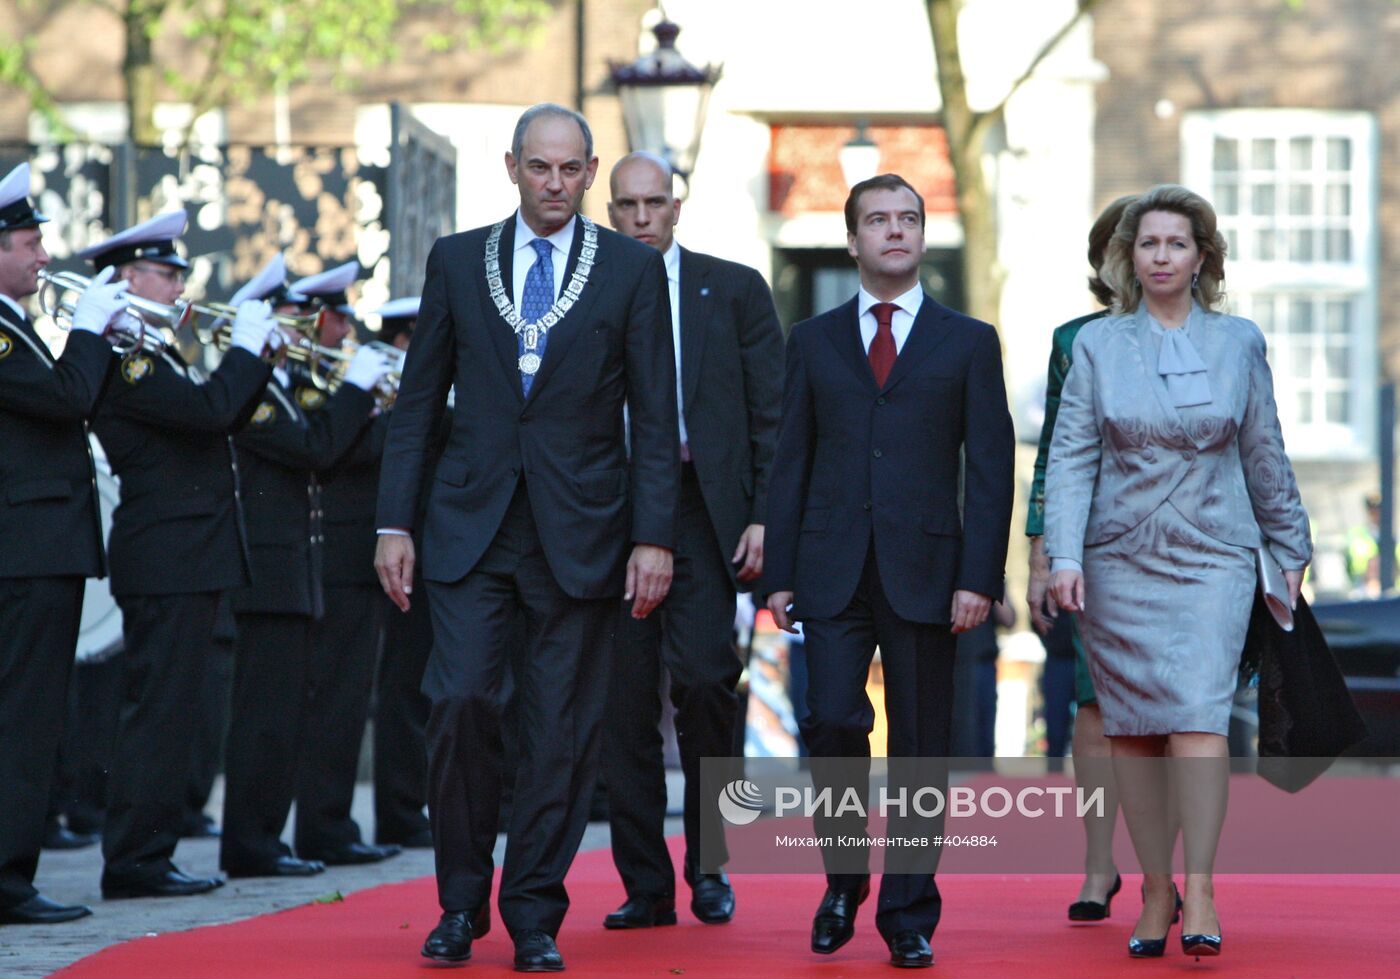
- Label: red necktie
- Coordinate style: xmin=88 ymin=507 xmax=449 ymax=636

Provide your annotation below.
xmin=868 ymin=302 xmax=898 ymax=388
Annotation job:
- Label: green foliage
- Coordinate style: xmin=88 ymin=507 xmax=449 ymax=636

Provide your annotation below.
xmin=0 ymin=33 xmax=73 ymax=139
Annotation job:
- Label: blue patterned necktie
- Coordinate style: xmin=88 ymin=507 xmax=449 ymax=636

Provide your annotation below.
xmin=518 ymin=237 xmax=556 ymax=396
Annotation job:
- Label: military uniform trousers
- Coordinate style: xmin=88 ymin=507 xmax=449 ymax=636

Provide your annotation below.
xmin=294 ymin=582 xmax=384 ymax=853
xmin=102 ymin=592 xmax=220 ymax=878
xmin=220 ymin=613 xmax=316 ymax=870
xmin=0 ymin=577 xmax=85 ymax=908
xmin=423 ymin=481 xmax=616 ymax=935
xmin=374 ymin=575 xmax=432 ymax=846
xmin=604 ymin=461 xmax=743 ymax=897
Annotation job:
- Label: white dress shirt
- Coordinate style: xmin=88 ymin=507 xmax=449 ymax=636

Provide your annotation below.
xmin=513 ymin=210 xmax=574 ymax=308
xmin=856 ymin=282 xmax=924 ymax=355
xmin=662 ymin=241 xmax=689 ymax=450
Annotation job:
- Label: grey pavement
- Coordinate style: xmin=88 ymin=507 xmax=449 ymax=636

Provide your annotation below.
xmin=0 ymin=775 xmax=683 ymax=978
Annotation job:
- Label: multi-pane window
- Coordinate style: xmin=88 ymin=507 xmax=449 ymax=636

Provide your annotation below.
xmin=1182 ymin=110 xmax=1377 ymax=457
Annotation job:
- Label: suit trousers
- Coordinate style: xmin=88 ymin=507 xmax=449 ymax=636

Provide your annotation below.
xmin=604 ymin=462 xmax=742 ymax=897
xmin=103 ymin=592 xmax=220 ymax=878
xmin=423 ymin=482 xmax=615 ymax=935
xmin=374 ymin=586 xmax=432 ymax=845
xmin=185 ymin=634 xmax=234 ymax=826
xmin=800 ymin=543 xmax=956 ymax=942
xmin=0 ymin=577 xmax=84 ymax=908
xmin=221 ymin=612 xmax=314 ymax=870
xmin=295 ymin=583 xmax=384 ymax=853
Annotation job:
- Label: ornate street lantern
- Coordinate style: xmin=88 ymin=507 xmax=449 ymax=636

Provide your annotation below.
xmin=609 ymin=14 xmax=722 ymax=187
xmin=839 ymin=122 xmax=881 ymax=189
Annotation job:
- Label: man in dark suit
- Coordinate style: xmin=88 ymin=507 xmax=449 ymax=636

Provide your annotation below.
xmin=284 ymin=262 xmax=401 ymax=867
xmin=81 ymin=211 xmax=278 ymax=899
xmin=765 ymin=174 xmax=1014 ymax=969
xmin=0 ymin=162 xmax=122 ymax=925
xmin=374 ymin=103 xmax=678 ymax=972
xmin=601 ymin=152 xmax=783 ymax=930
xmin=218 ymin=255 xmax=392 ymax=879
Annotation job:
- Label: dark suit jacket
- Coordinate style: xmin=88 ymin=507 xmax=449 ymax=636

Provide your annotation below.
xmin=0 ymin=306 xmax=114 ymax=580
xmin=229 ymin=376 xmax=373 ymax=617
xmin=93 ymin=346 xmax=270 ymax=596
xmin=675 ymin=247 xmax=783 ymax=590
xmin=764 ymin=293 xmax=1014 ymax=624
xmin=377 ymin=213 xmax=679 ymax=599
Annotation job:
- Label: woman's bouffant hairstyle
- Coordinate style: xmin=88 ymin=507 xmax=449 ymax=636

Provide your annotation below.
xmin=1086 ymin=195 xmax=1137 ymax=307
xmin=1100 ymin=184 xmax=1228 ymax=314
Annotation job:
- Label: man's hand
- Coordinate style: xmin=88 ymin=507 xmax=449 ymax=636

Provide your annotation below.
xmin=1027 ymin=537 xmax=1059 ymax=635
xmin=767 ymin=590 xmax=798 ymax=634
xmin=950 ymin=590 xmax=992 ymax=634
xmin=1050 ymin=569 xmax=1085 ymax=614
xmin=625 ymin=544 xmax=673 ymax=619
xmin=70 ymin=265 xmax=130 ymax=338
xmin=732 ymin=524 xmax=764 ymax=583
xmin=375 ymin=533 xmax=416 ymax=613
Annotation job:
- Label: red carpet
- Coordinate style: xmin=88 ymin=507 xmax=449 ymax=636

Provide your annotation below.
xmin=58 ymin=843 xmax=1400 ymax=977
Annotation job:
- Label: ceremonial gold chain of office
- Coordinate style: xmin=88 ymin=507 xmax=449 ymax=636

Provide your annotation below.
xmin=485 ymin=216 xmax=598 ymax=376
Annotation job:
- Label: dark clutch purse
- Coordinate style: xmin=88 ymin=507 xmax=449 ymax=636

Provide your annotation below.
xmin=1243 ymin=591 xmax=1368 ymax=792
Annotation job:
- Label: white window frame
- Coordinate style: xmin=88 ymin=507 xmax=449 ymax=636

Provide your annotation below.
xmin=1181 ymin=109 xmax=1378 ymax=460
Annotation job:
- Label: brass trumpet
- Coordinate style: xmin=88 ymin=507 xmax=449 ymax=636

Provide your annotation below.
xmin=37 ymin=269 xmax=157 ymax=355
xmin=322 ymin=340 xmax=404 ymax=409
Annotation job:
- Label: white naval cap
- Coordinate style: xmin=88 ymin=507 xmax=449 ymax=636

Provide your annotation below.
xmin=0 ymin=162 xmax=50 ymax=232
xmin=290 ymin=261 xmax=359 ymax=314
xmin=77 ymin=209 xmax=190 ymax=271
xmin=231 ymin=253 xmax=307 ymax=307
xmin=374 ymin=297 xmax=420 ymax=320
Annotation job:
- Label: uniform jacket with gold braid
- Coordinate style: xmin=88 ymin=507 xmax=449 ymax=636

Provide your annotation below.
xmin=92 ymin=345 xmax=271 ymax=596
xmin=229 ymin=373 xmax=373 ymax=618
xmin=0 ymin=305 xmax=115 ymax=579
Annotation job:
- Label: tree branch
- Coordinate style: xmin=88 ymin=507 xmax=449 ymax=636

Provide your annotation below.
xmin=969 ymin=0 xmax=1104 ymax=145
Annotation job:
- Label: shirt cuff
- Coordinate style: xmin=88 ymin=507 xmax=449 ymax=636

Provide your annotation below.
xmin=1050 ymin=557 xmax=1083 ymax=574
xmin=376 ymin=528 xmax=411 ymax=537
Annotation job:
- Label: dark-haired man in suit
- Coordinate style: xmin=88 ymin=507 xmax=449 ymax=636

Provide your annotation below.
xmin=765 ymin=174 xmax=1014 ymax=969
xmin=375 ymin=103 xmax=678 ymax=972
xmin=602 ymin=151 xmax=783 ymax=931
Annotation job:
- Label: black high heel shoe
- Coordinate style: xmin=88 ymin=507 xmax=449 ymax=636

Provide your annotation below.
xmin=1127 ymin=883 xmax=1180 ymax=958
xmin=1068 ymin=873 xmax=1121 ymax=921
xmin=1181 ymin=932 xmax=1222 ymax=959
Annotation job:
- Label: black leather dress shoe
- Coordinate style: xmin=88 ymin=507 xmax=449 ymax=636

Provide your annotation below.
xmin=421 ymin=910 xmax=482 ymax=962
xmin=102 ymin=868 xmax=225 ymax=899
xmin=179 ymin=813 xmax=221 ymax=839
xmin=0 ymin=894 xmax=93 ymax=925
xmin=690 ymin=873 xmax=734 ymax=924
xmin=513 ymin=929 xmax=565 ymax=972
xmin=603 ymin=893 xmax=677 ymax=929
xmin=42 ymin=820 xmax=100 ymax=851
xmin=300 ymin=842 xmax=402 ymax=866
xmin=888 ymin=930 xmax=934 ymax=968
xmin=380 ymin=827 xmax=433 ymax=849
xmin=224 ymin=856 xmax=326 ymax=878
xmin=810 ymin=881 xmax=871 ymax=954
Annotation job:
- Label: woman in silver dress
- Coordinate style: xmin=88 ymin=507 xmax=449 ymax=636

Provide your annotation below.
xmin=1044 ymin=185 xmax=1311 ymax=960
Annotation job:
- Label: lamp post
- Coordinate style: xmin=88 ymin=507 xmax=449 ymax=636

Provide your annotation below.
xmin=609 ymin=11 xmax=722 ymax=195
xmin=839 ymin=122 xmax=880 ymax=188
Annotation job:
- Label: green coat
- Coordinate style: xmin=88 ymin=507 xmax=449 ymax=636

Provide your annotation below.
xmin=1026 ymin=310 xmax=1106 ymax=537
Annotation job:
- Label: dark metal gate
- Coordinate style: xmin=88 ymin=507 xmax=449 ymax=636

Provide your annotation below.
xmin=387 ymin=103 xmax=457 ymax=299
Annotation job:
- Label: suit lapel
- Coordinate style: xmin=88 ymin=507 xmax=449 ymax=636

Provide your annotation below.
xmin=824 ymin=297 xmax=876 ymax=393
xmin=880 ymin=295 xmax=954 ymax=393
xmin=524 ymin=218 xmax=603 ymax=404
xmin=476 ymin=215 xmax=526 ymax=404
xmin=679 ymin=247 xmax=705 ymax=410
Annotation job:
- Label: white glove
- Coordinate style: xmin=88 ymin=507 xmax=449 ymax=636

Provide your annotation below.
xmin=342 ymin=346 xmax=392 ymax=392
xmin=229 ymin=299 xmax=276 ymax=355
xmin=70 ymin=265 xmax=130 ymax=336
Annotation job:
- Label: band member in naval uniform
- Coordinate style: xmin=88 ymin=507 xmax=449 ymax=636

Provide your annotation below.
xmin=374 ymin=103 xmax=678 ymax=972
xmin=81 ymin=210 xmax=280 ymax=899
xmin=284 ymin=260 xmax=400 ymax=866
xmin=367 ymin=297 xmax=438 ymax=850
xmin=218 ymin=255 xmax=394 ymax=879
xmin=0 ymin=162 xmax=125 ymax=925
